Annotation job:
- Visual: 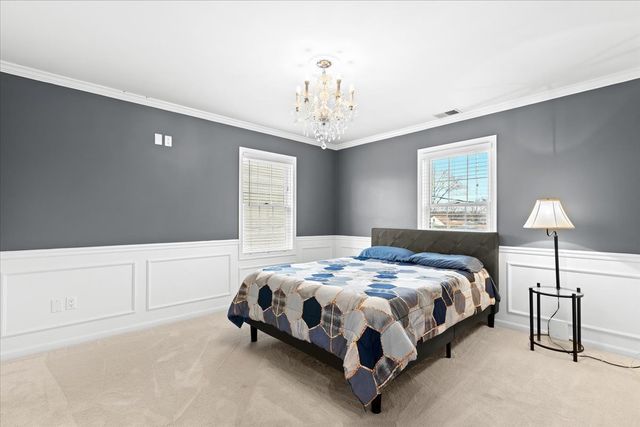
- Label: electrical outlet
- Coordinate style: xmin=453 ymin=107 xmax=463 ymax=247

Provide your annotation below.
xmin=164 ymin=135 xmax=172 ymax=147
xmin=65 ymin=296 xmax=77 ymax=311
xmin=51 ymin=298 xmax=63 ymax=313
xmin=154 ymin=133 xmax=163 ymax=145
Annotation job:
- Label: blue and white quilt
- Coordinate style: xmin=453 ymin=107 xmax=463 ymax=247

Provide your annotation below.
xmin=228 ymin=257 xmax=498 ymax=405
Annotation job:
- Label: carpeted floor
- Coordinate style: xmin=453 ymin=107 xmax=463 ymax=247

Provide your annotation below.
xmin=1 ymin=311 xmax=638 ymax=426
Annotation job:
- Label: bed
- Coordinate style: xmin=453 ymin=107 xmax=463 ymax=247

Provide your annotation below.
xmin=227 ymin=228 xmax=500 ymax=413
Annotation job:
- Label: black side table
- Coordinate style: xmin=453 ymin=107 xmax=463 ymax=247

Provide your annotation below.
xmin=529 ymin=283 xmax=584 ymax=362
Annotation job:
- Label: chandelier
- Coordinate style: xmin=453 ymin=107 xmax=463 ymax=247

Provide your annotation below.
xmin=293 ymin=59 xmax=357 ymax=149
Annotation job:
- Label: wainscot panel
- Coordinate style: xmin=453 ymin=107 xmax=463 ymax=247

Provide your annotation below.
xmin=2 ymin=262 xmax=135 ymax=337
xmin=147 ymin=254 xmax=231 ymax=311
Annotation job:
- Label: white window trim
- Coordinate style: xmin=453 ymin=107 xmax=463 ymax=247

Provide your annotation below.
xmin=417 ymin=135 xmax=497 ymax=232
xmin=238 ymin=147 xmax=297 ymax=260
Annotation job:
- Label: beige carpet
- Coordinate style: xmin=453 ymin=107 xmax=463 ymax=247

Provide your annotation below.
xmin=1 ymin=311 xmax=638 ymax=426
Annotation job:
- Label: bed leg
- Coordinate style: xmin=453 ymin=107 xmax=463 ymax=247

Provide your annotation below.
xmin=371 ymin=394 xmax=382 ymax=414
xmin=250 ymin=325 xmax=257 ymax=342
xmin=488 ymin=313 xmax=495 ymax=328
xmin=445 ymin=342 xmax=452 ymax=359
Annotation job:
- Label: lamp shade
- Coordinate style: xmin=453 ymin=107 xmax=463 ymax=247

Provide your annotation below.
xmin=523 ymin=199 xmax=575 ymax=230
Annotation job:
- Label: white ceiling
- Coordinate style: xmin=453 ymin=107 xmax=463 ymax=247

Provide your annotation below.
xmin=2 ymin=1 xmax=640 ymax=146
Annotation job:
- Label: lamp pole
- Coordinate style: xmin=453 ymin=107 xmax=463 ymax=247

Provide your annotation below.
xmin=547 ymin=229 xmax=560 ymax=289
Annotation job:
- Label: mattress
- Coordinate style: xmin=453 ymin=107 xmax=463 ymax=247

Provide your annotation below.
xmin=227 ymin=256 xmax=498 ymax=405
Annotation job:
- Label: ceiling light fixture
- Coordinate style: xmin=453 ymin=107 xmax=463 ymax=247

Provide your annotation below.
xmin=293 ymin=59 xmax=357 ymax=149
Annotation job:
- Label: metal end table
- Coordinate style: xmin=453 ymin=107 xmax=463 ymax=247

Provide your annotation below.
xmin=529 ymin=283 xmax=584 ymax=362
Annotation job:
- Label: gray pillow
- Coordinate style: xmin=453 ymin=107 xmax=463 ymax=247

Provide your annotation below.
xmin=408 ymin=252 xmax=484 ymax=273
xmin=357 ymin=246 xmax=415 ymax=262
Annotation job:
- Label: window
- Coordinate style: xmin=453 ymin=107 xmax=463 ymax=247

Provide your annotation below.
xmin=418 ymin=136 xmax=496 ymax=231
xmin=239 ymin=147 xmax=296 ymax=256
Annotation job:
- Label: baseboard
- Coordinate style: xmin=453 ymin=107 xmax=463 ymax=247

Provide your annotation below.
xmin=494 ymin=319 xmax=638 ymax=358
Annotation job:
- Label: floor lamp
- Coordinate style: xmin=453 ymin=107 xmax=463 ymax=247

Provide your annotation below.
xmin=523 ymin=198 xmax=574 ymax=289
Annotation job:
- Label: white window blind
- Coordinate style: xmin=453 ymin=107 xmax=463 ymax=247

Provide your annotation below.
xmin=418 ymin=137 xmax=496 ymax=231
xmin=240 ymin=149 xmax=295 ymax=255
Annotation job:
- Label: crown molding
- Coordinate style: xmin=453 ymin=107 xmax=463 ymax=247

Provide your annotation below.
xmin=0 ymin=61 xmax=328 ymax=149
xmin=334 ymin=67 xmax=640 ymax=150
xmin=2 ymin=60 xmax=638 ymax=152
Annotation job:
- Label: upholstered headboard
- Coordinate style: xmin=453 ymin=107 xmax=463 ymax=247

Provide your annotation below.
xmin=371 ymin=228 xmax=499 ymax=288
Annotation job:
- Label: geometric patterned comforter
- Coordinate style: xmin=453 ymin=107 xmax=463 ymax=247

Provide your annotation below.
xmin=227 ymin=257 xmax=498 ymax=406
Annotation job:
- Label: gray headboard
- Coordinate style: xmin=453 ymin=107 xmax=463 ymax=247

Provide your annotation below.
xmin=371 ymin=228 xmax=499 ymax=288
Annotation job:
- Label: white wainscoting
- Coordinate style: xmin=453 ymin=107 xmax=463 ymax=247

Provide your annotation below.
xmin=3 ymin=236 xmax=637 ymax=359
xmin=498 ymin=246 xmax=640 ymax=357
xmin=0 ymin=240 xmax=239 ymax=359
xmin=146 ymin=254 xmax=231 ymax=311
xmin=333 ymin=235 xmax=371 ymax=258
xmin=0 ymin=236 xmax=337 ymax=360
xmin=237 ymin=236 xmax=335 ymax=286
xmin=2 ymin=262 xmax=136 ymax=337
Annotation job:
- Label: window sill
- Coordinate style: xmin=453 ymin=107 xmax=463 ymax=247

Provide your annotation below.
xmin=238 ymin=248 xmax=297 ymax=262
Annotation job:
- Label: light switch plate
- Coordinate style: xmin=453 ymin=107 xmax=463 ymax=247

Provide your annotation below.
xmin=154 ymin=133 xmax=163 ymax=145
xmin=164 ymin=135 xmax=173 ymax=147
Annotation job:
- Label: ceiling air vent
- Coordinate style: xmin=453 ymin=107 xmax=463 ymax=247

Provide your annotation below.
xmin=434 ymin=109 xmax=461 ymax=119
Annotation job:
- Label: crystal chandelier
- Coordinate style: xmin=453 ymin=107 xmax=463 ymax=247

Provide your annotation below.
xmin=294 ymin=59 xmax=357 ymax=149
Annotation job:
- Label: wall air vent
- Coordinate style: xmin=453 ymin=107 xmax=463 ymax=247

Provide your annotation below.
xmin=434 ymin=109 xmax=461 ymax=119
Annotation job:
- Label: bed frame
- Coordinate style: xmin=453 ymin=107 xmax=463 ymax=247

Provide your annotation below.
xmin=246 ymin=228 xmax=500 ymax=414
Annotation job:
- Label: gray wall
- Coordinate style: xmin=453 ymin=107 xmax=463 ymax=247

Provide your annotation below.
xmin=337 ymin=79 xmax=640 ymax=254
xmin=3 ymin=73 xmax=639 ymax=254
xmin=0 ymin=73 xmax=337 ymax=250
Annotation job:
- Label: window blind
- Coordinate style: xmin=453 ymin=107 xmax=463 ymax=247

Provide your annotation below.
xmin=420 ymin=148 xmax=493 ymax=231
xmin=241 ymin=155 xmax=294 ymax=254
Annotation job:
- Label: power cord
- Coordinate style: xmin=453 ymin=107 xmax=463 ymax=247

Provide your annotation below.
xmin=579 ymin=354 xmax=640 ymax=368
xmin=545 ymin=298 xmax=640 ymax=369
